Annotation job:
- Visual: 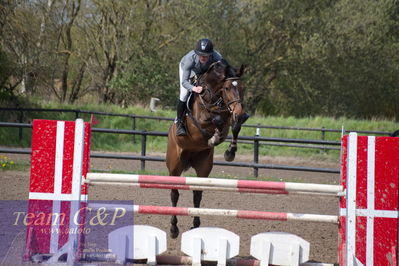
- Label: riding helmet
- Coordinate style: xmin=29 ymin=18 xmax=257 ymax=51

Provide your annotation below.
xmin=194 ymin=38 xmax=214 ymax=56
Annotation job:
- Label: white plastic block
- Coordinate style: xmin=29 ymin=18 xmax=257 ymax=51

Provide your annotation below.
xmin=108 ymin=225 xmax=166 ymax=264
xmin=181 ymin=227 xmax=239 ymax=265
xmin=250 ymin=232 xmax=310 ymax=266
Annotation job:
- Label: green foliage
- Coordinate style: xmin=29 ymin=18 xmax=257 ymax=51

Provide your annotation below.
xmin=0 ymin=45 xmax=19 ymax=105
xmin=1 ymin=0 xmax=399 ymax=120
xmin=108 ymin=55 xmax=177 ymax=106
xmin=0 ymin=46 xmax=10 ymax=88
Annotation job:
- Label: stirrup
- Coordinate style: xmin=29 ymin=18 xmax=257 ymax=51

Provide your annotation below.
xmin=176 ymin=122 xmax=187 ymax=136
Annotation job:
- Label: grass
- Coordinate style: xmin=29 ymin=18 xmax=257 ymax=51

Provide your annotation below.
xmin=0 ymin=155 xmax=30 ymax=171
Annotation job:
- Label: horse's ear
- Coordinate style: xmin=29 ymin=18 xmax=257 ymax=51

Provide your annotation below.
xmin=237 ymin=65 xmax=245 ymax=77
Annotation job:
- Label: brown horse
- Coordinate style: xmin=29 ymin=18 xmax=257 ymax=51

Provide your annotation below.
xmin=166 ymin=60 xmax=248 ymax=238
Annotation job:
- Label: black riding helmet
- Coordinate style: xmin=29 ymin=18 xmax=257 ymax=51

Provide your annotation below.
xmin=194 ymin=38 xmax=214 ymax=56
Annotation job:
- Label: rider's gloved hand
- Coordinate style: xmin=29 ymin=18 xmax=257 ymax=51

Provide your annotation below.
xmin=192 ymin=86 xmax=203 ymax=93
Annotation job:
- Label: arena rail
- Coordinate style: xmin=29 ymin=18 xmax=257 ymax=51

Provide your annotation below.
xmin=0 ymin=121 xmax=341 ymax=176
xmin=1 ymin=106 xmax=394 ymax=135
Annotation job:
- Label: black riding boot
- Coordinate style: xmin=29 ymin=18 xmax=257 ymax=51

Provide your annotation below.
xmin=176 ymin=100 xmax=187 ymax=136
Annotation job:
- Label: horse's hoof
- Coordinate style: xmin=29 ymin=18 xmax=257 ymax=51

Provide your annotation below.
xmin=170 ymin=227 xmax=179 ymax=239
xmin=224 ymin=150 xmax=235 ymax=162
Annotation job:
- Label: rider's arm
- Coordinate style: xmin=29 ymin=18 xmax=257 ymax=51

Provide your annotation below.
xmin=179 ymin=52 xmax=195 ymax=92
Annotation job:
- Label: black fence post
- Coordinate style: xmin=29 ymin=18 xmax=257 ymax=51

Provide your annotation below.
xmin=253 ymin=128 xmax=260 ymax=178
xmin=321 ymin=126 xmax=326 ymax=154
xmin=132 ymin=117 xmax=136 ymax=144
xmin=141 ymin=132 xmax=146 ymax=171
xmin=75 ymin=110 xmax=80 ymax=119
xmin=18 ymin=110 xmax=23 ymax=141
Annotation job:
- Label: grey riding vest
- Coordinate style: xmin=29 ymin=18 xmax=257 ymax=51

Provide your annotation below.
xmin=179 ymin=50 xmax=223 ymax=92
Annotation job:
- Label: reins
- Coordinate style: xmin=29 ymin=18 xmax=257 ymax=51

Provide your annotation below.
xmin=198 ymin=88 xmax=230 ymax=114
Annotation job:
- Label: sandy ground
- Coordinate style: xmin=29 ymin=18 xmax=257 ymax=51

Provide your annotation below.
xmin=0 ymin=152 xmax=340 ymax=265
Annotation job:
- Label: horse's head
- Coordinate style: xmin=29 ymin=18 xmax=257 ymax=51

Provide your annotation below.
xmin=221 ymin=65 xmax=245 ymax=122
xmin=202 ymin=61 xmax=227 ymax=90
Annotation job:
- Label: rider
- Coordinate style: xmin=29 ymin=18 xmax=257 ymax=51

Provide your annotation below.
xmin=175 ymin=38 xmax=223 ymax=136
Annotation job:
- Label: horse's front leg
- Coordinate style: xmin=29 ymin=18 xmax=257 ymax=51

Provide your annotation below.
xmin=192 ymin=190 xmax=202 ymax=229
xmin=224 ymin=123 xmax=240 ymax=161
xmin=224 ymin=139 xmax=237 ymax=162
xmin=170 ymin=189 xmax=180 ymax=239
xmin=224 ymin=113 xmax=249 ymax=161
xmin=208 ymin=128 xmax=221 ymax=147
xmin=208 ymin=120 xmax=230 ymax=147
xmin=191 ymin=149 xmax=214 ymax=230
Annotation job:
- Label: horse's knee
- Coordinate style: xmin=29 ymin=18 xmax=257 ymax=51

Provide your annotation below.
xmin=208 ymin=129 xmax=221 ymax=147
xmin=212 ymin=115 xmax=224 ymax=127
xmin=238 ymin=112 xmax=250 ymax=125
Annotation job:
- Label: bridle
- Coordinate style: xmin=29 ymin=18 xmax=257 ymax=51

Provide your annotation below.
xmin=198 ymin=87 xmax=227 ymax=113
xmin=188 ymin=64 xmax=244 ymax=140
xmin=222 ymin=77 xmax=242 ymax=114
xmin=193 ymin=59 xmax=243 ymax=115
xmin=196 ymin=67 xmax=229 ymax=114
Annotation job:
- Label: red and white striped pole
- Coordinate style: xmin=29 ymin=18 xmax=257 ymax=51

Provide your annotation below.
xmin=88 ymin=203 xmax=338 ymax=223
xmin=86 ymin=181 xmax=341 ymax=196
xmin=86 ymin=173 xmax=343 ymax=195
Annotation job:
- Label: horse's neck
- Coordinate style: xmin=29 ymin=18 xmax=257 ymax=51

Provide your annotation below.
xmin=202 ymin=76 xmax=220 ymax=89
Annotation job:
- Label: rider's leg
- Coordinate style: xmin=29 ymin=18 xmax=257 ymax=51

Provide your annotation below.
xmin=175 ymin=100 xmax=187 ymax=136
xmin=176 ymin=64 xmax=193 ymax=136
xmin=176 ymin=87 xmax=189 ymax=136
